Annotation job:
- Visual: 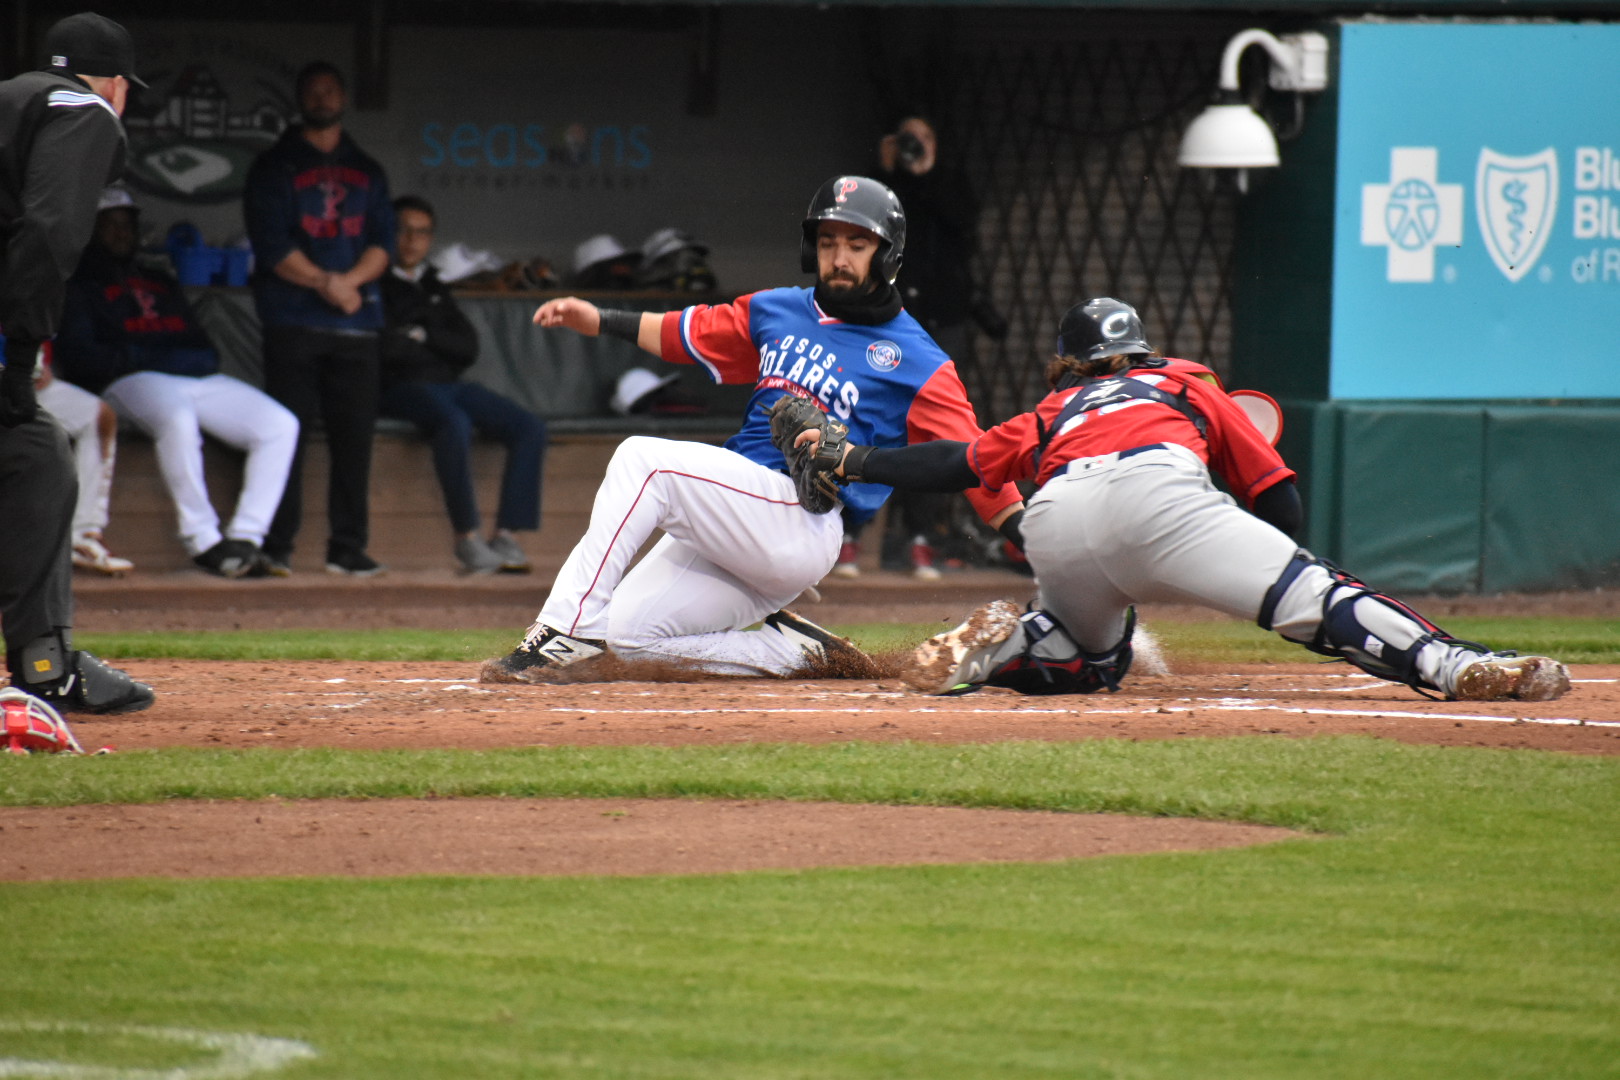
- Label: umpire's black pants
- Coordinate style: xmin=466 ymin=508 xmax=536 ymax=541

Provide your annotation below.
xmin=0 ymin=415 xmax=76 ymax=664
xmin=261 ymin=325 xmax=380 ymax=563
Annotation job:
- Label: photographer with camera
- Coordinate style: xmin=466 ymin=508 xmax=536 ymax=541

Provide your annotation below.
xmin=832 ymin=114 xmax=1007 ymax=581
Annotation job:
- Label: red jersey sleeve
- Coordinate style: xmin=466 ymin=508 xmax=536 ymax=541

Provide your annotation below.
xmin=658 ymin=293 xmax=761 ymax=385
xmin=1182 ymin=377 xmax=1295 ymax=505
xmin=965 ymin=412 xmax=1042 ymax=492
xmin=906 ymin=363 xmax=1023 ymax=522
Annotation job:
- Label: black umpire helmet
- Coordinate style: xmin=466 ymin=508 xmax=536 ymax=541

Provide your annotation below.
xmin=800 ymin=175 xmax=907 ymax=284
xmin=1056 ymin=297 xmax=1154 ymax=361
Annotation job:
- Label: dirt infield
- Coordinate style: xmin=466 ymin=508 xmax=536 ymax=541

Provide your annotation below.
xmin=5 ymin=655 xmax=1605 ymax=882
xmin=24 ymin=577 xmax=1615 ymax=881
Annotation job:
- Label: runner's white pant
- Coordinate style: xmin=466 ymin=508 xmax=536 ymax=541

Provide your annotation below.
xmin=1022 ymin=444 xmax=1476 ymax=694
xmin=36 ymin=378 xmax=113 ymax=541
xmin=103 ymin=372 xmax=299 ymax=555
xmin=537 ymin=436 xmax=843 ymax=675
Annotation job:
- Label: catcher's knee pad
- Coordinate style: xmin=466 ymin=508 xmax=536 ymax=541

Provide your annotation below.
xmin=1258 ymin=551 xmax=1468 ymax=694
xmin=984 ymin=607 xmax=1134 ymax=696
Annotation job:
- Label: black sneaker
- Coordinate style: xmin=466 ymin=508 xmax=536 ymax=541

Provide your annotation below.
xmin=325 ymin=549 xmax=386 ymax=577
xmin=15 ymin=650 xmax=154 ymax=715
xmin=764 ymin=609 xmax=881 ymax=677
xmin=479 ymin=622 xmax=605 ymax=683
xmin=194 ymin=538 xmax=258 ymax=579
xmin=248 ymin=549 xmax=293 ymax=578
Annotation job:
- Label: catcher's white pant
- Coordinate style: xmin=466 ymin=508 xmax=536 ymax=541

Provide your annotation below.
xmin=537 ymin=436 xmax=843 ymax=675
xmin=1022 ymin=444 xmax=1482 ymax=693
xmin=36 ymin=378 xmax=114 ymax=542
xmin=103 ymin=372 xmax=299 ymax=555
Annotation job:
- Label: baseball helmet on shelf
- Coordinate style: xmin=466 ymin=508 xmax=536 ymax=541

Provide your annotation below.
xmin=800 ymin=175 xmax=907 ymax=283
xmin=1056 ymin=297 xmax=1154 ymax=361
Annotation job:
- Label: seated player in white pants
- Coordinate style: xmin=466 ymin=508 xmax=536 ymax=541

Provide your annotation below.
xmin=54 ymin=187 xmax=299 ymax=578
xmin=31 ymin=350 xmax=131 ymax=575
xmin=780 ymin=297 xmax=1570 ymax=703
xmin=101 ymin=371 xmax=298 ymax=575
xmin=480 ymin=175 xmax=1023 ymax=681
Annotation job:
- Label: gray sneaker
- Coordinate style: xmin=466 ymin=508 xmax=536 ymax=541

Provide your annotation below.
xmin=455 ymin=535 xmax=504 ymax=575
xmin=486 ymin=533 xmax=532 ymax=574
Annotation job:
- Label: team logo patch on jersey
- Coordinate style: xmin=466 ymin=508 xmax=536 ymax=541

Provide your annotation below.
xmin=866 ymin=340 xmax=902 ymax=371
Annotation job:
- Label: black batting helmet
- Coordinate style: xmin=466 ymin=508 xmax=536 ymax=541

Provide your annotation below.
xmin=800 ymin=175 xmax=906 ymax=283
xmin=1056 ymin=297 xmax=1154 ymax=361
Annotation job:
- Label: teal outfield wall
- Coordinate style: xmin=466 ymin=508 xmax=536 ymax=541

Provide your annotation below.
xmin=1293 ymin=401 xmax=1620 ymax=594
xmin=1232 ymin=21 xmax=1620 ymax=594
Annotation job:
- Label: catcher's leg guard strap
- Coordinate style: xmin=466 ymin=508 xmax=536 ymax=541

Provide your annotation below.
xmin=1261 ymin=554 xmax=1469 ymax=693
xmin=984 ymin=607 xmax=1135 ymax=696
xmin=1257 ymin=550 xmax=1313 ymax=632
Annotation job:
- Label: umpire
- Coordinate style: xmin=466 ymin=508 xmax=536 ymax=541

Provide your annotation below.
xmin=0 ymin=12 xmax=153 ymax=713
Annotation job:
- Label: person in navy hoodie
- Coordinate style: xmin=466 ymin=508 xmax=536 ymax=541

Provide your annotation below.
xmin=243 ymin=60 xmax=395 ymax=576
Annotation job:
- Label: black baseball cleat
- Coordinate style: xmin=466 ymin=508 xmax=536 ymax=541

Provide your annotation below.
xmin=12 ymin=649 xmax=154 ymax=715
xmin=479 ymin=621 xmax=606 ymax=683
xmin=764 ymin=609 xmax=881 ymax=677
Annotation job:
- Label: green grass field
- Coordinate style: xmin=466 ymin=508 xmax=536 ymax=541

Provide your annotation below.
xmin=1 ymin=621 xmax=1616 ymax=1078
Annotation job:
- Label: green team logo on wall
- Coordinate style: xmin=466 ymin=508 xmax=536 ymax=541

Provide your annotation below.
xmin=121 ymin=34 xmax=296 ymax=204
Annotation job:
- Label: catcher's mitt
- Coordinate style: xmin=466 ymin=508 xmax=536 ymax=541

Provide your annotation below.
xmin=765 ymin=395 xmax=850 ymax=515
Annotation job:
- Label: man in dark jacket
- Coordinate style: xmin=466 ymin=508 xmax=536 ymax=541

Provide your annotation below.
xmin=243 ymin=60 xmax=394 ymax=576
xmin=381 ymin=195 xmax=547 ymax=574
xmin=0 ymin=11 xmax=153 ymax=714
xmin=56 ymin=188 xmax=299 ymax=578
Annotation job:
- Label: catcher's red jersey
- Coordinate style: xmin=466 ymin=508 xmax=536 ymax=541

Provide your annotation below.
xmin=968 ymin=358 xmax=1294 ymax=506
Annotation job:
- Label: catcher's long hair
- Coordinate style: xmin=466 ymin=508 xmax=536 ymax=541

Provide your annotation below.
xmin=1045 ymin=350 xmax=1162 ymax=388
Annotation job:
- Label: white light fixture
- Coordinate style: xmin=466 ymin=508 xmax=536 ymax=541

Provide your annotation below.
xmin=1178 ymin=30 xmax=1330 ymax=191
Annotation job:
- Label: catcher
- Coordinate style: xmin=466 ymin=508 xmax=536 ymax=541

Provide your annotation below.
xmin=480 ymin=175 xmax=1024 ymax=681
xmin=775 ymin=296 xmax=1571 ymax=702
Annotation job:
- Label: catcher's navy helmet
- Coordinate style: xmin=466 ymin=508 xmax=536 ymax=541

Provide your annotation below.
xmin=1056 ymin=297 xmax=1154 ymax=361
xmin=800 ymin=175 xmax=907 ymax=283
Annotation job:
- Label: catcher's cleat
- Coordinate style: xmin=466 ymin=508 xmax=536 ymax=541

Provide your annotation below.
xmin=764 ymin=609 xmax=879 ymax=676
xmin=479 ymin=621 xmax=606 ymax=683
xmin=901 ymin=599 xmax=1024 ymax=695
xmin=1452 ymin=654 xmax=1571 ymax=702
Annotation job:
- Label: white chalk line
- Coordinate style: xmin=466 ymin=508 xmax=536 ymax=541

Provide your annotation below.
xmin=532 ymin=703 xmax=1617 ymax=729
xmin=0 ymin=1022 xmax=315 ymax=1078
xmin=290 ymin=676 xmax=1619 ymax=730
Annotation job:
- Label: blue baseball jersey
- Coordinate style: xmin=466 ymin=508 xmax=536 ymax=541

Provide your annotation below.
xmin=658 ymin=286 xmax=1017 ymax=522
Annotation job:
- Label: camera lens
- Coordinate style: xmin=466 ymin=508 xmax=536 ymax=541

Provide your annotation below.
xmin=896 ymin=131 xmax=924 ymax=165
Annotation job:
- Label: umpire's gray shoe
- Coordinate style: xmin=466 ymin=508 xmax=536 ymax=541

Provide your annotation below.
xmin=901 ymin=599 xmax=1024 ymax=695
xmin=764 ymin=609 xmax=880 ymax=677
xmin=479 ymin=621 xmax=605 ymax=683
xmin=1452 ymin=654 xmax=1571 ymax=702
